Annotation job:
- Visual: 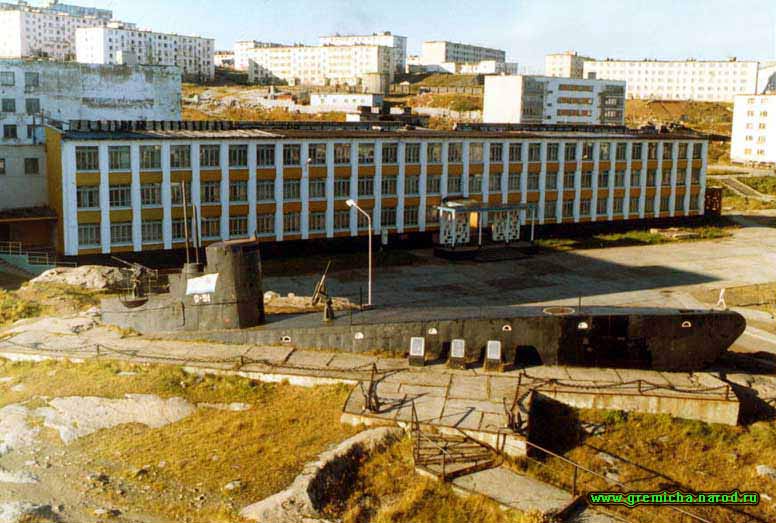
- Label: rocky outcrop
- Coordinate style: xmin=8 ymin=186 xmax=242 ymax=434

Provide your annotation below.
xmin=240 ymin=427 xmax=402 ymax=522
xmin=30 ymin=266 xmax=125 ymax=291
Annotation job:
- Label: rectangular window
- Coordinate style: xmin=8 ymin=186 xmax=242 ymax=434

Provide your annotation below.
xmin=448 ymin=143 xmax=462 ymax=163
xmin=580 ymin=199 xmax=591 ymax=216
xmin=141 ymin=221 xmax=163 ymax=243
xmin=426 ymin=206 xmax=439 ymax=225
xmin=110 ymin=222 xmax=133 ymax=245
xmin=447 ymin=175 xmax=462 ymax=194
xmin=140 ymin=145 xmax=161 ymax=170
xmin=24 ymin=72 xmax=39 ymax=88
xmin=141 ymin=183 xmax=161 ymax=206
xmin=382 ymin=176 xmax=397 ymax=196
xmin=469 ymin=174 xmax=482 ymax=194
xmin=283 ymin=179 xmax=301 ymax=201
xmin=405 ymin=175 xmax=420 ymax=195
xmin=599 ymin=143 xmax=611 ymax=160
xmin=310 ymin=212 xmax=326 ymax=233
xmin=427 ymin=175 xmax=441 ymax=194
xmin=257 ymin=144 xmax=275 ymax=167
xmin=597 ymin=197 xmax=608 ymax=214
xmin=334 ymin=143 xmax=351 ymax=165
xmin=662 ymin=142 xmax=673 ymax=160
xmin=201 ymin=217 xmax=221 ymax=239
xmin=405 ymin=143 xmax=421 ymax=164
xmin=564 ymin=144 xmax=578 ymax=162
xmin=631 ymin=171 xmax=641 ymax=186
xmin=427 ymin=143 xmax=442 ymax=164
xmin=257 ymin=213 xmax=274 ymax=235
xmin=678 ymin=143 xmax=688 ymax=159
xmin=229 ymin=216 xmax=248 ymax=237
xmin=229 ymin=180 xmax=248 ymax=202
xmin=563 ymin=172 xmax=575 ymax=189
xmin=257 ymin=179 xmax=275 ymax=202
xmin=692 ymin=143 xmax=703 ymax=159
xmin=283 ymin=144 xmax=301 ymax=166
xmin=108 ymin=146 xmax=130 ymax=171
xmin=582 ymin=142 xmax=594 ymax=160
xmin=333 ymin=210 xmax=350 ymax=231
xmin=309 ymin=178 xmax=326 ymax=199
xmin=645 ymin=197 xmax=655 ymax=213
xmin=614 ymin=171 xmax=625 ymax=187
xmin=489 ymin=173 xmax=502 ymax=193
xmin=283 ymin=212 xmax=300 ymax=233
xmin=660 ymin=196 xmax=670 ymax=212
xmin=25 ymin=98 xmax=39 ymax=114
xmin=200 ymin=144 xmax=220 ymax=168
xmin=508 ymin=173 xmax=520 ymax=192
xmin=690 ymin=197 xmax=699 ymax=211
xmin=613 ymin=197 xmax=624 ymax=214
xmin=23 ymin=157 xmax=38 ymax=175
xmin=358 ymin=143 xmax=375 ymax=164
xmin=76 ymin=186 xmax=99 ymax=209
xmin=581 ymin=171 xmax=593 ymax=188
xmin=616 ymin=143 xmax=627 ymax=161
xmin=170 ymin=145 xmax=191 ymax=169
xmin=78 ymin=223 xmax=100 ymax=247
xmin=632 ymin=143 xmax=643 ymax=160
xmin=171 ymin=183 xmax=191 ymax=206
xmin=646 ymin=170 xmax=657 ymax=187
xmin=545 ymin=172 xmax=558 ymax=190
xmin=490 ymin=144 xmax=503 ymax=163
xmin=562 ymin=200 xmax=574 ymax=218
xmin=309 ymin=143 xmax=326 ymax=165
xmin=0 ymin=72 xmax=14 ymax=86
xmin=547 ymin=143 xmax=559 ymax=162
xmin=528 ymin=143 xmax=541 ymax=162
xmin=357 ymin=210 xmax=371 ymax=230
xmin=1 ymin=98 xmax=15 ymax=112
xmin=358 ymin=177 xmax=374 ymax=197
xmin=334 ymin=178 xmax=350 ymax=198
xmin=172 ymin=219 xmax=192 ymax=241
xmin=509 ymin=143 xmax=522 ymax=162
xmin=382 ymin=143 xmax=398 ymax=164
xmin=75 ymin=146 xmax=99 ymax=171
xmin=527 ymin=173 xmax=539 ymax=191
xmin=109 ymin=185 xmax=131 ymax=208
xmin=404 ymin=206 xmax=419 ymax=226
xmin=229 ymin=145 xmax=248 ymax=167
xmin=691 ymin=168 xmax=701 ymax=185
xmin=201 ymin=181 xmax=220 ymax=204
xmin=647 ymin=143 xmax=658 ymax=160
xmin=381 ymin=207 xmax=396 ymax=228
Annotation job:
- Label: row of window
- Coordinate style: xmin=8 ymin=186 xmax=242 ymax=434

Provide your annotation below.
xmin=76 ymin=194 xmax=701 ymax=249
xmin=0 ymin=158 xmax=40 ymax=175
xmin=74 ymin=142 xmax=706 ymax=171
xmin=75 ymin=169 xmax=703 ymax=210
xmin=0 ymin=71 xmax=40 ymax=87
xmin=1 ymin=124 xmax=36 ymax=140
xmin=0 ymin=98 xmax=41 ymax=114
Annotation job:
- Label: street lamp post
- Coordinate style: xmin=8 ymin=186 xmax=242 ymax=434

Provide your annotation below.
xmin=346 ymin=199 xmax=373 ymax=308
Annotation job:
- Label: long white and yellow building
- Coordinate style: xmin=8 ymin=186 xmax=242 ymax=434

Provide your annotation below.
xmin=44 ymin=121 xmax=708 ymax=257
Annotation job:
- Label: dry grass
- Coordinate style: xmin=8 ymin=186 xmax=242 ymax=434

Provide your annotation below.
xmin=183 ymin=105 xmax=346 ymax=122
xmin=408 ymin=93 xmax=483 ymax=112
xmin=536 ymin=224 xmax=732 ymax=251
xmin=332 ymin=437 xmax=541 ymax=523
xmin=0 ymin=282 xmax=106 ymax=327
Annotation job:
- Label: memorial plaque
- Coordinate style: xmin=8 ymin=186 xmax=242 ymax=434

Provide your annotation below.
xmin=448 ymin=338 xmax=467 ymax=369
xmin=485 ymin=340 xmax=503 ymax=372
xmin=409 ymin=337 xmax=425 ymax=367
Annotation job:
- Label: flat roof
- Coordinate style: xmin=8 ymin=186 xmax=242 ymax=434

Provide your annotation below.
xmin=54 ymin=120 xmax=708 ymax=141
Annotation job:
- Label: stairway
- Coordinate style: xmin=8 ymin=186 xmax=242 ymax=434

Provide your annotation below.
xmin=412 ymin=428 xmax=499 ymax=481
xmin=0 ymin=257 xmax=36 ymax=279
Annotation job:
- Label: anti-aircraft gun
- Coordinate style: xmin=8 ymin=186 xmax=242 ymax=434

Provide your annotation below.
xmin=311 ymin=260 xmax=335 ymax=322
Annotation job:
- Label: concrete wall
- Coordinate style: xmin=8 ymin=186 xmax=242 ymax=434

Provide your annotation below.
xmin=0 ymin=144 xmax=47 ymax=210
xmin=0 ymin=60 xmax=181 ymax=145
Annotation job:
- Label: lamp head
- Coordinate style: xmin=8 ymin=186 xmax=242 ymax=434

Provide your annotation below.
xmin=345 ymin=199 xmax=356 ymax=207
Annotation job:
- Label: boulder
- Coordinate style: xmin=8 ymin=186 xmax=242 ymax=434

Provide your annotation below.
xmin=30 ymin=266 xmax=125 ymax=291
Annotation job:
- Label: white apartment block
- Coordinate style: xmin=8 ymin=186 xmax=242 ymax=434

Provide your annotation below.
xmin=731 ymin=94 xmax=776 ymax=164
xmin=319 ymin=32 xmax=407 ymax=73
xmin=310 ymin=93 xmax=383 ymax=112
xmin=421 ymin=41 xmax=506 ymax=66
xmin=0 ymin=59 xmax=181 ymax=146
xmin=483 ymin=75 xmax=626 ymax=125
xmin=214 ymin=51 xmax=234 ymax=68
xmin=245 ymin=44 xmax=393 ymax=87
xmin=75 ymin=23 xmax=215 ymax=80
xmin=435 ymin=60 xmax=518 ymax=75
xmin=233 ymin=40 xmax=283 ymax=71
xmin=0 ymin=0 xmax=115 ymax=60
xmin=545 ymin=51 xmax=593 ymax=78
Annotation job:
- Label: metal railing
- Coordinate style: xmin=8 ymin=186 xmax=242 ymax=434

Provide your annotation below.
xmin=0 ymin=241 xmax=76 ymax=268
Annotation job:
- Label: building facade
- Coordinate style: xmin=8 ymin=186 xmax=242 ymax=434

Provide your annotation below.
xmin=245 ymin=44 xmax=393 ymax=88
xmin=319 ymin=32 xmax=407 ymax=73
xmin=233 ymin=40 xmax=283 ymax=71
xmin=483 ymin=75 xmax=626 ymax=125
xmin=730 ymin=94 xmax=776 ymax=164
xmin=75 ymin=23 xmax=215 ymax=80
xmin=46 ymin=120 xmax=707 ymax=257
xmin=421 ymin=41 xmax=506 ymax=66
xmin=310 ymin=93 xmax=383 ymax=112
xmin=545 ymin=51 xmax=592 ymax=78
xmin=583 ymin=58 xmax=760 ymax=102
xmin=0 ymin=60 xmax=181 ymax=146
xmin=0 ymin=0 xmax=114 ymax=60
xmin=214 ymin=51 xmax=234 ymax=68
xmin=0 ymin=143 xmax=47 ymax=209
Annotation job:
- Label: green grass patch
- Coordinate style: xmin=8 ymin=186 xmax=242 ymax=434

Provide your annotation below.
xmin=536 ymin=224 xmax=733 ymax=252
xmin=739 ymin=176 xmax=776 ymax=195
xmin=417 ymin=74 xmax=483 ymax=88
xmin=723 ymin=195 xmax=776 ymax=211
xmin=0 ymin=288 xmax=40 ymax=326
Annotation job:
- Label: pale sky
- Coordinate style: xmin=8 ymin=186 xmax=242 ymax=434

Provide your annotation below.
xmin=47 ymin=0 xmax=776 ymax=71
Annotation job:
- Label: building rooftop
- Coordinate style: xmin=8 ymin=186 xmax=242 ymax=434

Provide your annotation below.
xmin=52 ymin=120 xmax=709 ymax=141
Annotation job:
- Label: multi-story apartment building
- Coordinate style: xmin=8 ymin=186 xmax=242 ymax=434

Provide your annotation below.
xmin=0 ymin=0 xmax=114 ymax=60
xmin=731 ymin=94 xmax=776 ymax=164
xmin=233 ymin=40 xmax=283 ymax=71
xmin=0 ymin=59 xmax=181 ymax=146
xmin=483 ymin=75 xmax=626 ymax=125
xmin=213 ymin=51 xmax=234 ymax=68
xmin=75 ymin=22 xmax=215 ymax=81
xmin=44 ymin=119 xmax=707 ymax=257
xmin=319 ymin=32 xmax=407 ymax=73
xmin=545 ymin=51 xmax=593 ymax=78
xmin=421 ymin=41 xmax=505 ymax=66
xmin=245 ymin=44 xmax=393 ymax=87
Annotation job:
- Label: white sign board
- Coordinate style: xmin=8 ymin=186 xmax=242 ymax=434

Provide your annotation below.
xmin=451 ymin=339 xmax=466 ymax=359
xmin=486 ymin=340 xmax=502 ymax=360
xmin=409 ymin=337 xmax=425 ymax=357
xmin=186 ymin=273 xmax=219 ymax=295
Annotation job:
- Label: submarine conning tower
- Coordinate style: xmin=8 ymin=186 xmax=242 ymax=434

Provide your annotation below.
xmin=169 ymin=238 xmax=266 ymax=331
